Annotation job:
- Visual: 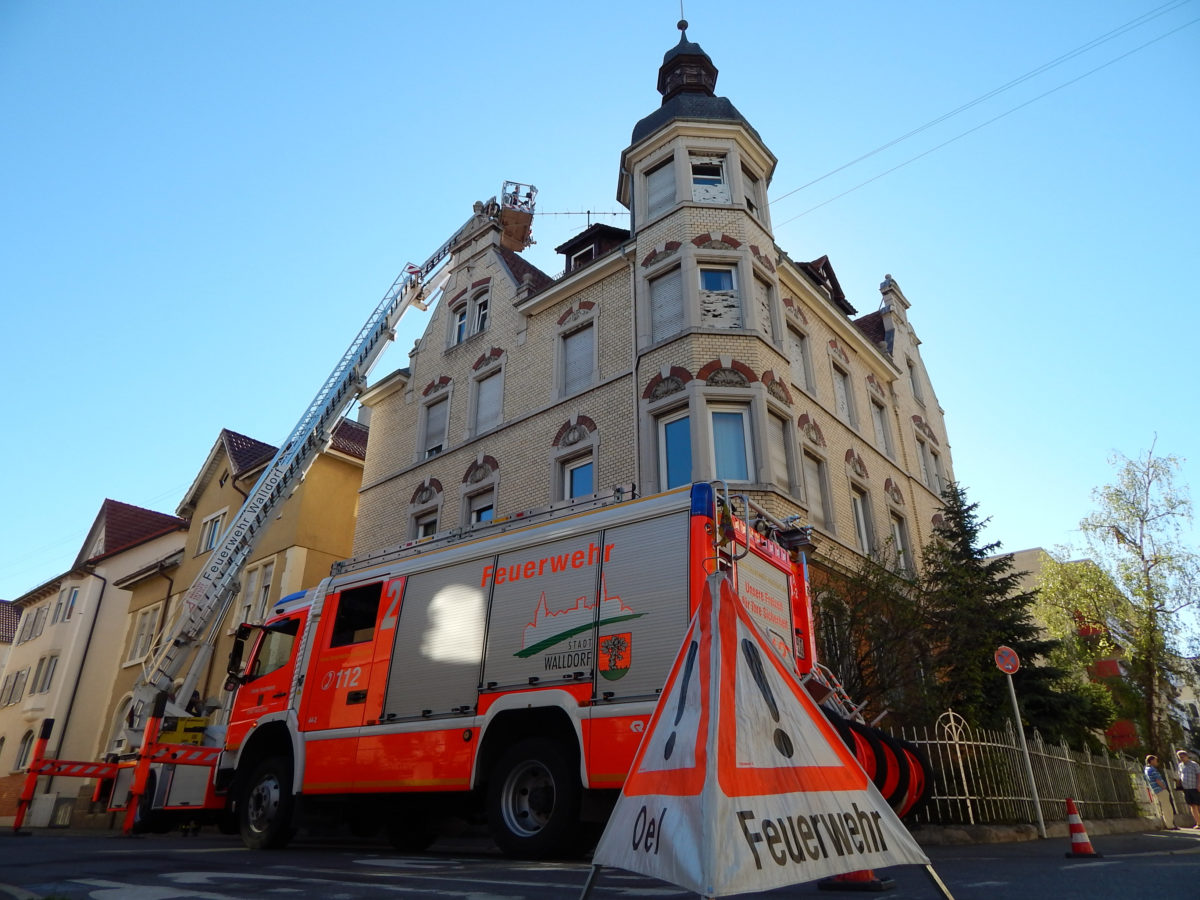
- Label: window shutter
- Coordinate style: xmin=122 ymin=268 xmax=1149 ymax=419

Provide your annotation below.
xmin=646 ymin=161 xmax=675 ymax=218
xmin=789 ymin=331 xmax=809 ymax=391
xmin=476 ymin=374 xmax=501 ymax=432
xmin=755 ymin=277 xmax=772 ymax=338
xmin=650 ymin=269 xmax=684 ymax=342
xmin=804 ymin=454 xmax=826 ymax=528
xmin=770 ymin=416 xmax=790 ymax=490
xmin=563 ymin=325 xmax=593 ymax=395
xmin=424 ymin=399 xmax=447 ymax=456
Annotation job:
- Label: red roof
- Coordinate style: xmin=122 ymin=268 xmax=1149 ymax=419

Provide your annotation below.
xmin=0 ymin=601 xmax=20 ymax=643
xmin=330 ymin=418 xmax=368 ymax=460
xmin=853 ymin=309 xmax=886 ymax=346
xmin=498 ymin=247 xmax=554 ymax=295
xmin=87 ymin=500 xmax=186 ymax=563
xmin=222 ymin=429 xmax=278 ymax=476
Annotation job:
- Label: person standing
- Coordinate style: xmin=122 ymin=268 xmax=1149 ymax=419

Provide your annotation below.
xmin=1176 ymin=749 xmax=1200 ymax=827
xmin=1145 ymin=755 xmax=1179 ymax=829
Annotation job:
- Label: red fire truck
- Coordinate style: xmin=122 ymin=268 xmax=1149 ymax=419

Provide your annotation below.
xmin=214 ymin=481 xmax=924 ymax=855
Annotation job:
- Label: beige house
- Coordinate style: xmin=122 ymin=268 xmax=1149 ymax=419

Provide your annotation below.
xmin=99 ymin=422 xmax=368 ymax=762
xmin=0 ymin=501 xmax=186 ymax=826
xmin=354 ymin=30 xmax=952 ymax=588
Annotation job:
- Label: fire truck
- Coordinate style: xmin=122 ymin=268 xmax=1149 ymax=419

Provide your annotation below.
xmin=15 ymin=186 xmax=928 ymax=854
xmin=215 ymin=480 xmax=925 ymax=856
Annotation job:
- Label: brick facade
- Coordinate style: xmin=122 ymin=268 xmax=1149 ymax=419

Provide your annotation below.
xmin=356 ymin=34 xmax=953 ymax=582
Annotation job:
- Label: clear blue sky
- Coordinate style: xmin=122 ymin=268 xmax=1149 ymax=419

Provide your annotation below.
xmin=2 ymin=1 xmax=1197 ymax=601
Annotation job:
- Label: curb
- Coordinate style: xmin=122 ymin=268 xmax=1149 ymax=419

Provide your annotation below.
xmin=913 ymin=817 xmax=1168 ymax=846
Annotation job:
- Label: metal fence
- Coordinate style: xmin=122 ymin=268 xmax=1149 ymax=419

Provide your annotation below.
xmin=891 ymin=710 xmax=1155 ymax=826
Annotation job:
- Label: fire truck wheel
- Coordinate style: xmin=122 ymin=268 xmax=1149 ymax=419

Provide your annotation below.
xmin=487 ymin=738 xmax=581 ymax=858
xmin=132 ymin=772 xmax=169 ymax=834
xmin=240 ymin=756 xmax=295 ymax=849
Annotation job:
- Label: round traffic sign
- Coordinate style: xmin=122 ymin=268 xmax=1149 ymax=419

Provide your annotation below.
xmin=994 ymin=645 xmax=1020 ymax=674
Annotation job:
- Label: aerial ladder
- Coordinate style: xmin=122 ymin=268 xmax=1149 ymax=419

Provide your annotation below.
xmin=14 ymin=183 xmax=539 ymax=833
xmin=131 ymin=182 xmax=538 ymax=739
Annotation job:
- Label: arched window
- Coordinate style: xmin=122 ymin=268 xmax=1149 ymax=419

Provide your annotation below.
xmin=15 ymin=730 xmax=35 ymax=771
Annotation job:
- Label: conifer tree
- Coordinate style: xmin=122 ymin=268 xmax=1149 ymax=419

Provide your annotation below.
xmin=920 ymin=483 xmax=1065 ymax=733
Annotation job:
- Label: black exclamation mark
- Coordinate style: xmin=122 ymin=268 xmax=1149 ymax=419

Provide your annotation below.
xmin=741 ymin=638 xmax=794 ymax=758
xmin=663 ymin=640 xmax=699 ymax=760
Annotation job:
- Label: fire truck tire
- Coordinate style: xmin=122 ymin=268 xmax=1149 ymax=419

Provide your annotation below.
xmin=486 ymin=738 xmax=581 ymax=858
xmin=240 ymin=756 xmax=295 ymax=850
xmin=131 ymin=772 xmax=169 ymax=834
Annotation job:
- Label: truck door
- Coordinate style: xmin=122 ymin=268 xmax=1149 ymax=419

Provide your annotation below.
xmin=299 ymin=580 xmax=384 ymax=793
xmin=227 ymin=616 xmax=302 ymax=750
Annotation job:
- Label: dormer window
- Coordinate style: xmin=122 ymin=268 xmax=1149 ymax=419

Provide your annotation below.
xmin=691 ymin=154 xmax=729 ymax=203
xmin=570 ymin=245 xmax=595 ymax=272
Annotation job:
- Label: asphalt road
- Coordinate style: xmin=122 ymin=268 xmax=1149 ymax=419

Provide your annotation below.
xmin=1 ymin=827 xmax=1198 ymax=899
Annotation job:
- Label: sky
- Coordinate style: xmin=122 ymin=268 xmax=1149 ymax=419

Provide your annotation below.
xmin=1 ymin=0 xmax=1197 ymax=601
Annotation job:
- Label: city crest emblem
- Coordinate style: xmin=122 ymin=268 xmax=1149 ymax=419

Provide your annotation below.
xmin=598 ymin=631 xmax=633 ymax=681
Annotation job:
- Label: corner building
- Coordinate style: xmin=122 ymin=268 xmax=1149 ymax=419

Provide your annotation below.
xmin=355 ymin=29 xmax=953 ymax=584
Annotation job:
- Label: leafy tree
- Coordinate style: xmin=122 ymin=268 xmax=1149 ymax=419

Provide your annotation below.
xmin=812 ymin=545 xmax=934 ymax=728
xmin=1075 ymin=444 xmax=1198 ymax=756
xmin=920 ymin=483 xmax=1069 ymax=734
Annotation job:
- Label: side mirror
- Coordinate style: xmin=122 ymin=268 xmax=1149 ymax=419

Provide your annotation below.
xmin=226 ymin=626 xmax=251 ymax=678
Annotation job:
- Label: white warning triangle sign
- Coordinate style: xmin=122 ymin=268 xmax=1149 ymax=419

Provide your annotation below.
xmin=591 ymin=572 xmax=930 ymax=897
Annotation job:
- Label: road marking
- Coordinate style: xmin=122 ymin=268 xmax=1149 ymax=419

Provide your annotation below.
xmin=0 ymin=883 xmax=41 ymax=900
xmin=72 ymin=878 xmax=239 ymax=900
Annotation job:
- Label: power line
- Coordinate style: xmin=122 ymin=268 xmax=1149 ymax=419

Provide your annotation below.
xmin=773 ymin=15 xmax=1200 ymax=227
xmin=770 ymin=0 xmax=1196 ymax=209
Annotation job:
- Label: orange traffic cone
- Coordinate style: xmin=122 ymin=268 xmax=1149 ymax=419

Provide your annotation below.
xmin=818 ymin=869 xmax=897 ymax=892
xmin=1064 ymin=797 xmax=1102 ymax=858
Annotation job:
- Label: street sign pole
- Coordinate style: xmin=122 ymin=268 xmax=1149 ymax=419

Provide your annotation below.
xmin=996 ymin=645 xmax=1046 ymax=839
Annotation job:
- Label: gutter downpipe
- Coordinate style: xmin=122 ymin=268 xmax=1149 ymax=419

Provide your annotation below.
xmin=625 ymin=166 xmax=641 ymax=492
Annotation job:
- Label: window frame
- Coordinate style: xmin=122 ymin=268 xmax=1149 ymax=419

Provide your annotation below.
xmin=802 ymin=451 xmax=832 ymax=532
xmin=768 ymin=413 xmax=794 ymax=494
xmin=907 ymin=358 xmax=925 ymax=405
xmin=126 ymin=604 xmax=162 ymax=665
xmin=449 ymin=290 xmax=490 ymax=347
xmin=471 ymin=368 xmax=504 ymax=436
xmin=648 ymin=265 xmax=685 ymax=345
xmin=558 ymin=320 xmax=596 ymax=399
xmin=198 ymin=509 xmax=227 ymax=555
xmin=466 ymin=489 xmax=495 ymax=525
xmin=657 ymin=407 xmax=693 ymax=491
xmin=562 ymin=455 xmax=595 ymax=500
xmin=420 ymin=394 xmax=450 ymax=460
xmin=831 ymin=363 xmax=858 ymax=428
xmin=414 ymin=510 xmax=439 ymax=539
xmin=14 ymin=731 xmax=35 ymax=772
xmin=690 ymin=152 xmax=730 ymax=203
xmin=644 ymin=155 xmax=677 ymax=220
xmin=742 ymin=164 xmax=765 ymax=219
xmin=709 ymin=403 xmax=755 ymax=484
xmin=871 ymin=399 xmax=894 ymax=458
xmin=31 ymin=654 xmax=58 ymax=694
xmin=890 ymin=512 xmax=913 ymax=572
xmin=850 ymin=485 xmax=875 ymax=553
xmin=698 ymin=263 xmax=742 ymax=329
xmin=787 ymin=327 xmax=813 ymax=395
